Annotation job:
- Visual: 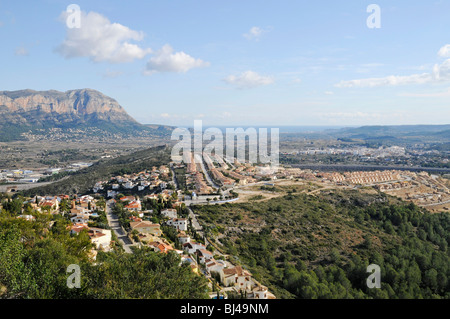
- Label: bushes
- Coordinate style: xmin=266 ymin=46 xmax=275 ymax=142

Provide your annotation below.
xmin=194 ymin=189 xmax=450 ymax=299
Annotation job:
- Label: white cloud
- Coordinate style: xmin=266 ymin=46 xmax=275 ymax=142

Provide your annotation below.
xmin=243 ymin=27 xmax=263 ymax=40
xmin=144 ymin=44 xmax=209 ymax=74
xmin=438 ymin=44 xmax=450 ymax=58
xmin=324 ymin=91 xmax=334 ymax=95
xmin=399 ymin=87 xmax=450 ymax=98
xmin=335 ymin=73 xmax=433 ymax=88
xmin=56 ymin=11 xmax=151 ymax=63
xmin=243 ymin=26 xmax=270 ymax=41
xmin=15 ymin=46 xmax=29 ymax=56
xmin=336 ymin=46 xmax=450 ymax=88
xmin=224 ymin=71 xmax=274 ymax=89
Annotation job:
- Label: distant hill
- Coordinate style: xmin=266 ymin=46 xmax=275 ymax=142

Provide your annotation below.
xmin=21 ymin=145 xmax=171 ymax=196
xmin=335 ymin=124 xmax=450 ymax=138
xmin=332 ymin=124 xmax=450 ymax=144
xmin=0 ymin=89 xmax=173 ymax=141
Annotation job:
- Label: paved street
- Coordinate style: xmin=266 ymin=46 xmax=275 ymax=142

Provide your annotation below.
xmin=106 ymin=201 xmax=134 ymax=254
xmin=194 ymin=153 xmax=220 ymax=189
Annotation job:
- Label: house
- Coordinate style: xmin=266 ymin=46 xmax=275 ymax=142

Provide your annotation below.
xmin=219 ymin=266 xmax=254 ymax=291
xmin=159 ymin=165 xmax=169 ymax=174
xmin=107 ymin=190 xmax=118 ymax=198
xmin=70 ymin=213 xmax=90 ymax=225
xmin=167 ymin=218 xmax=187 ymax=231
xmin=130 ymin=221 xmax=162 ymax=236
xmin=149 ymin=241 xmax=174 ymax=254
xmin=69 ymin=223 xmax=90 ymax=235
xmin=124 ymin=181 xmax=135 ymax=189
xmin=124 ymin=199 xmax=142 ymax=212
xmin=39 ymin=198 xmax=59 ymax=212
xmin=161 ymin=208 xmax=177 ymax=219
xmin=252 ymin=285 xmax=269 ymax=299
xmin=17 ymin=214 xmax=36 ymax=221
xmin=129 ymin=215 xmax=142 ymax=222
xmin=183 ymin=241 xmax=206 ymax=254
xmin=70 ymin=207 xmax=89 ymax=216
xmin=205 ymin=259 xmax=226 ymax=274
xmin=93 ymin=182 xmax=103 ymax=193
xmin=144 ymin=194 xmax=159 ymax=201
xmin=196 ymin=249 xmax=214 ymax=264
xmin=88 ymin=228 xmax=112 ymax=251
xmin=120 ymin=196 xmax=135 ymax=202
xmin=177 ymin=232 xmax=191 ymax=245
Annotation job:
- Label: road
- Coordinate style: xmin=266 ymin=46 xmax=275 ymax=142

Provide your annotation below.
xmin=187 ymin=206 xmax=202 ymax=232
xmin=290 ymin=163 xmax=450 ymax=174
xmin=105 ymin=200 xmax=134 ymax=254
xmin=421 ymin=198 xmax=450 ymax=207
xmin=0 ymin=177 xmax=70 ymax=192
xmin=194 ymin=153 xmax=220 ymax=189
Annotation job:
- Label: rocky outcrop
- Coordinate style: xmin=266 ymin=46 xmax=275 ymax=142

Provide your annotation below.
xmin=0 ymin=88 xmax=138 ymax=125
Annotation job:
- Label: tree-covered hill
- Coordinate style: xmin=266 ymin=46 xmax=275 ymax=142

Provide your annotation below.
xmin=192 ymin=188 xmax=450 ymax=299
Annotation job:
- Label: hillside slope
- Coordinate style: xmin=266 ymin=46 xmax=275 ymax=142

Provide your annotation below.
xmin=193 ymin=188 xmax=450 ymax=298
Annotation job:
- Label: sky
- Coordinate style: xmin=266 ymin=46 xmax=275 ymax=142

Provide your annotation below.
xmin=0 ymin=0 xmax=450 ymax=127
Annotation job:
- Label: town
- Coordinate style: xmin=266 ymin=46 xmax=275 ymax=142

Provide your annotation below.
xmin=2 ymin=146 xmax=449 ymax=300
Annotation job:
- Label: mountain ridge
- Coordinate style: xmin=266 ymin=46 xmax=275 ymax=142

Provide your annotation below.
xmin=0 ymin=88 xmax=173 ymax=141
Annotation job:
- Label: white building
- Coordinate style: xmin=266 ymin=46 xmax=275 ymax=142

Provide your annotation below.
xmin=88 ymin=228 xmax=112 ymax=251
xmin=206 ymin=259 xmax=226 ymax=274
xmin=70 ymin=214 xmax=90 ymax=224
xmin=167 ymin=218 xmax=187 ymax=231
xmin=161 ymin=209 xmax=178 ymax=219
xmin=124 ymin=181 xmax=135 ymax=189
xmin=220 ymin=266 xmax=254 ymax=291
xmin=177 ymin=233 xmax=191 ymax=245
xmin=107 ymin=190 xmax=118 ymax=198
xmin=183 ymin=242 xmax=206 ymax=254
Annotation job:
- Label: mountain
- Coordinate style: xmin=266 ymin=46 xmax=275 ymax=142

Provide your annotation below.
xmin=0 ymin=89 xmax=173 ymax=141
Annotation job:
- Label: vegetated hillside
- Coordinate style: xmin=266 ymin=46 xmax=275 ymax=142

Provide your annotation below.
xmin=333 ymin=124 xmax=450 ymax=144
xmin=0 ymin=89 xmax=174 ymax=141
xmin=22 ymin=145 xmax=171 ymax=196
xmin=0 ymin=210 xmax=208 ymax=299
xmin=193 ymin=188 xmax=450 ymax=299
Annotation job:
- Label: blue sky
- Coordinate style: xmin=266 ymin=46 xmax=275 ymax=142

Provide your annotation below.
xmin=1 ymin=0 xmax=450 ymax=126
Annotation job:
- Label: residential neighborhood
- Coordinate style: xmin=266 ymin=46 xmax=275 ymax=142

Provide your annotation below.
xmin=0 ymin=155 xmax=279 ymax=299
xmin=4 ymin=151 xmax=449 ymax=300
